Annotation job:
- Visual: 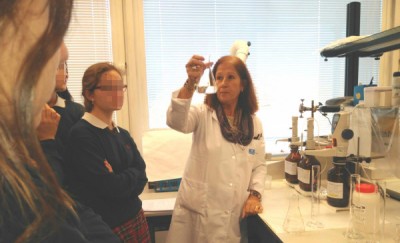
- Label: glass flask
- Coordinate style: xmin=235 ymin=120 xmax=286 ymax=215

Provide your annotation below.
xmin=298 ymin=154 xmax=321 ymax=192
xmin=327 ymin=157 xmax=350 ymax=208
xmin=285 ymin=145 xmax=301 ymax=184
xmin=283 ymin=193 xmax=305 ymax=233
xmin=197 ymin=56 xmax=216 ymax=94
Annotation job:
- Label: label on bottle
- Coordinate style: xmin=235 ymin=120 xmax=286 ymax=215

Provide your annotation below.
xmin=285 ymin=160 xmax=297 ymax=175
xmin=297 ymin=167 xmax=310 ymax=184
xmin=353 ymin=191 xmax=380 ymax=234
xmin=327 ymin=181 xmax=343 ymax=199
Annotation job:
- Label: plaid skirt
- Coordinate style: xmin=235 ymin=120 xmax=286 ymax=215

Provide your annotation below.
xmin=112 ymin=209 xmax=150 ymax=243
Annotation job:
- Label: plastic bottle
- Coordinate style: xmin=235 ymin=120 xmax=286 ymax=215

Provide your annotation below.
xmin=285 ymin=145 xmax=301 ymax=184
xmin=327 ymin=157 xmax=350 ymax=207
xmin=297 ymin=154 xmax=321 ymax=192
xmin=353 ymin=183 xmax=381 ymax=235
xmin=392 ymin=71 xmax=400 ymax=106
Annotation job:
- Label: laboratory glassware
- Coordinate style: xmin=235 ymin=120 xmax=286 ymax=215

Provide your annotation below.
xmin=327 ymin=157 xmax=350 ymax=208
xmin=197 ymin=56 xmax=216 ymax=94
xmin=298 ymin=155 xmax=321 ymax=192
xmin=392 ymin=71 xmax=400 ymax=106
xmin=285 ymin=144 xmax=301 ymax=184
xmin=282 ymin=193 xmax=305 ymax=233
xmin=306 ymin=164 xmax=324 ymax=229
xmin=345 ymin=174 xmax=363 ymax=240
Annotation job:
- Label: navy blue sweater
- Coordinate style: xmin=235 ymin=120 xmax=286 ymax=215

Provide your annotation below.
xmin=53 ymin=99 xmax=84 ymax=154
xmin=64 ymin=119 xmax=148 ymax=228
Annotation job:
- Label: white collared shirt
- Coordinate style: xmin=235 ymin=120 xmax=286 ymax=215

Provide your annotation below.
xmin=54 ymin=95 xmax=66 ymax=108
xmin=82 ymin=112 xmax=120 ymax=133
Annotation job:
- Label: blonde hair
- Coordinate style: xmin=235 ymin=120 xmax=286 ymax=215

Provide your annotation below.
xmin=0 ymin=0 xmax=75 ymax=242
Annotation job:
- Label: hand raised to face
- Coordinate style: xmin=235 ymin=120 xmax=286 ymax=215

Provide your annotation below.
xmin=36 ymin=104 xmax=61 ymax=141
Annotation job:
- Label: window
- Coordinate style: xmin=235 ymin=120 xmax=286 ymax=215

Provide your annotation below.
xmin=143 ymin=0 xmax=382 ymax=155
xmin=64 ymin=0 xmax=113 ymax=105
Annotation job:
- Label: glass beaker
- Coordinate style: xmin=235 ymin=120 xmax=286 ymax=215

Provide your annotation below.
xmin=283 ymin=193 xmax=305 ymax=233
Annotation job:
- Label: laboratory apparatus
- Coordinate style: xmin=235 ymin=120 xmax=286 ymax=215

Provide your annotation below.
xmin=345 ymin=174 xmax=363 ymax=240
xmin=197 ymin=56 xmax=216 ymax=94
xmin=285 ymin=144 xmax=301 ymax=185
xmin=283 ymin=116 xmax=302 ymax=185
xmin=347 ymin=174 xmax=386 ymax=241
xmin=282 ymin=193 xmax=305 ymax=233
xmin=327 ymin=157 xmax=350 ymax=208
xmin=298 ymin=118 xmax=321 ymax=192
xmin=230 ymin=40 xmax=251 ymax=63
xmin=348 ymin=106 xmax=400 ymax=179
xmin=392 ymin=71 xmax=400 ymax=106
xmin=307 ymin=165 xmax=324 ymax=229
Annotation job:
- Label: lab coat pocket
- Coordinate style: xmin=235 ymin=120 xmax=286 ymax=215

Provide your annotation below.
xmin=177 ymin=177 xmax=207 ymax=216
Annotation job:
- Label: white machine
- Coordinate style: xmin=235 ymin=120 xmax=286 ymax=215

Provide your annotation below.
xmin=230 ymin=40 xmax=251 ymax=63
xmin=302 ymin=111 xmax=353 ymax=158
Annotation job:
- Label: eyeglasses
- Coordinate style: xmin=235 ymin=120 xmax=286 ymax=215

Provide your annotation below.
xmin=57 ymin=62 xmax=69 ymax=75
xmin=93 ymin=85 xmax=127 ymax=92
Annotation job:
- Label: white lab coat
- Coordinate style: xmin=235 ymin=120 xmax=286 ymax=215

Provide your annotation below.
xmin=166 ymin=91 xmax=267 ymax=243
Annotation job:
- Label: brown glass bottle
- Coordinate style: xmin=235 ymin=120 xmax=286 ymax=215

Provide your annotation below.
xmin=298 ymin=154 xmax=320 ymax=192
xmin=285 ymin=145 xmax=301 ymax=184
xmin=327 ymin=157 xmax=350 ymax=207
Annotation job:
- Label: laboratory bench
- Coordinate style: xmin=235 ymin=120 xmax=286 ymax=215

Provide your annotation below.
xmin=140 ymin=153 xmax=400 ymax=243
xmin=259 ymin=179 xmax=400 ymax=243
xmin=140 ymin=178 xmax=400 ymax=243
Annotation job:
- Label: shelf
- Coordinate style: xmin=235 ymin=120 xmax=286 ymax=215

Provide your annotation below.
xmin=321 ymin=26 xmax=400 ymax=58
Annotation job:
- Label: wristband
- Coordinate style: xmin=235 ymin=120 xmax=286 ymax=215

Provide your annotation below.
xmin=249 ymin=190 xmax=262 ymax=201
xmin=184 ymin=79 xmax=196 ymax=92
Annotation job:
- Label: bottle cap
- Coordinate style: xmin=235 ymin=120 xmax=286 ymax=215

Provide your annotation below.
xmin=355 ymin=183 xmax=376 ymax=193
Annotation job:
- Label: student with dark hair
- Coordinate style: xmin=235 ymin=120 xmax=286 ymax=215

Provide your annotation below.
xmin=47 ymin=42 xmax=85 ymax=154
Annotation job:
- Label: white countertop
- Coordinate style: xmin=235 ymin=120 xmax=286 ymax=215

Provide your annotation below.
xmin=259 ymin=180 xmax=400 ymax=243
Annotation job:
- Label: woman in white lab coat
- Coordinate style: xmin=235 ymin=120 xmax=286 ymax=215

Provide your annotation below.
xmin=166 ymin=55 xmax=267 ymax=243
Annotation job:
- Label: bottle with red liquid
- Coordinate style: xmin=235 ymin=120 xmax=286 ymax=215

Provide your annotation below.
xmin=285 ymin=145 xmax=301 ymax=184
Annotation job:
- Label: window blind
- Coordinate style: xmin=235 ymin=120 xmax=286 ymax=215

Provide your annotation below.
xmin=143 ymin=0 xmax=382 ymax=154
xmin=64 ymin=0 xmax=113 ymax=105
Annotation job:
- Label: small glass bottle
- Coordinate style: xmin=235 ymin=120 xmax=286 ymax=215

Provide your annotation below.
xmin=285 ymin=145 xmax=301 ymax=184
xmin=327 ymin=157 xmax=350 ymax=208
xmin=298 ymin=154 xmax=320 ymax=192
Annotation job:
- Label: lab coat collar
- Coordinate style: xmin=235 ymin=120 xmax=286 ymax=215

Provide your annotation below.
xmin=82 ymin=112 xmax=120 ymax=133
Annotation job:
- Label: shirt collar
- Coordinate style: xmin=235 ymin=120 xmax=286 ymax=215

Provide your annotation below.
xmin=54 ymin=95 xmax=66 ymax=108
xmin=82 ymin=112 xmax=120 ymax=133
